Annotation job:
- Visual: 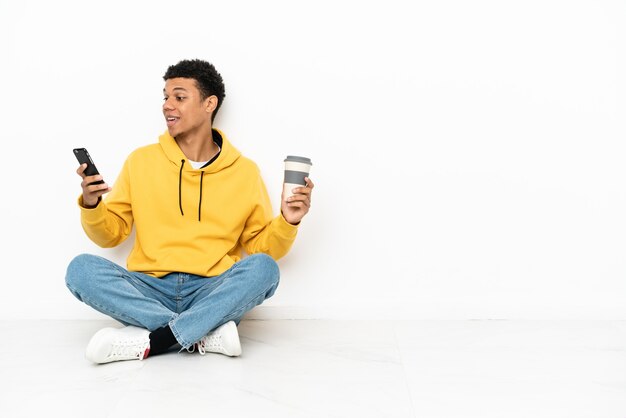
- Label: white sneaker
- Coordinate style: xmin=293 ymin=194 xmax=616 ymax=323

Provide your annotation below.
xmin=193 ymin=321 xmax=242 ymax=357
xmin=85 ymin=326 xmax=151 ymax=364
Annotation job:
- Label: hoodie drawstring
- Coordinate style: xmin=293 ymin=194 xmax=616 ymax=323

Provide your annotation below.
xmin=179 ymin=159 xmax=185 ymax=216
xmin=198 ymin=172 xmax=204 ymax=222
xmin=179 ymin=159 xmax=205 ymax=222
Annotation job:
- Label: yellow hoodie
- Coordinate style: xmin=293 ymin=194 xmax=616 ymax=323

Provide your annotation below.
xmin=79 ymin=129 xmax=298 ymax=277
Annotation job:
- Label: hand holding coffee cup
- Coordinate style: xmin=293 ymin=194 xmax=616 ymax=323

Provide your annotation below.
xmin=281 ymin=156 xmax=314 ymax=225
xmin=283 ymin=156 xmax=312 ymax=200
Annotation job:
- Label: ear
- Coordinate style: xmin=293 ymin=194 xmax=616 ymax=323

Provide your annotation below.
xmin=204 ymin=95 xmax=218 ymax=114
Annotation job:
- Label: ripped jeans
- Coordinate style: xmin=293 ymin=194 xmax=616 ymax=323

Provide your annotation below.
xmin=65 ymin=253 xmax=280 ymax=349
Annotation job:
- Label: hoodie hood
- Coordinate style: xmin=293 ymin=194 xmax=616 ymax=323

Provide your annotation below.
xmin=158 ymin=128 xmax=241 ymax=221
xmin=158 ymin=128 xmax=241 ymax=174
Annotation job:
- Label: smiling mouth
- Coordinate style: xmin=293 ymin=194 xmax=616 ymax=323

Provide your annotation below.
xmin=166 ymin=116 xmax=179 ymax=127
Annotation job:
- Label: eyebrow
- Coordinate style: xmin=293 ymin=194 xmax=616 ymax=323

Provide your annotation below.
xmin=163 ymin=87 xmax=189 ymax=93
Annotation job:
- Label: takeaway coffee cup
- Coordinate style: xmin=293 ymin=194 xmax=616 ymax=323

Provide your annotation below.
xmin=283 ymin=156 xmax=312 ymax=200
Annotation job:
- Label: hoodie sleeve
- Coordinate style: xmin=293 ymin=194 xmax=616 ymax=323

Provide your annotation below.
xmin=79 ymin=158 xmax=134 ymax=248
xmin=239 ymin=170 xmax=298 ymax=259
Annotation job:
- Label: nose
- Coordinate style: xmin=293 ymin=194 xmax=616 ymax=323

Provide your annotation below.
xmin=163 ymin=97 xmax=175 ymax=111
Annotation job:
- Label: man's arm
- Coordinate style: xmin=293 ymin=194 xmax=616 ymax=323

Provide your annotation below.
xmin=76 ymin=159 xmax=134 ymax=248
xmin=239 ymin=173 xmax=312 ymax=259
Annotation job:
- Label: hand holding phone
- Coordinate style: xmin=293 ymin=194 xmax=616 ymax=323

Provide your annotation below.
xmin=73 ymin=148 xmax=110 ymax=207
xmin=73 ymin=148 xmax=104 ymax=185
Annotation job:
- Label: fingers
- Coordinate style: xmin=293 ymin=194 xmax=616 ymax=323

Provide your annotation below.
xmin=82 ymin=182 xmax=111 ymax=198
xmin=286 ymin=191 xmax=311 ymax=209
xmin=81 ymin=182 xmax=111 ymax=207
xmin=286 ymin=177 xmax=314 ymax=208
xmin=281 ymin=177 xmax=314 ymax=224
xmin=82 ymin=180 xmax=111 ymax=194
xmin=286 ymin=195 xmax=310 ymax=208
xmin=76 ymin=164 xmax=104 ymax=183
xmin=76 ymin=163 xmax=87 ymax=177
xmin=78 ymin=164 xmax=111 ymax=207
xmin=80 ymin=174 xmax=104 ymax=189
xmin=77 ymin=164 xmax=110 ymax=207
xmin=291 ymin=177 xmax=314 ymax=196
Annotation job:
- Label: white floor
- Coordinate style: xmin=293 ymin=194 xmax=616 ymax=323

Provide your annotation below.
xmin=0 ymin=320 xmax=625 ymax=418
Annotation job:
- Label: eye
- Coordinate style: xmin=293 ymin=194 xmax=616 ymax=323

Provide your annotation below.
xmin=176 ymin=96 xmax=185 ymax=101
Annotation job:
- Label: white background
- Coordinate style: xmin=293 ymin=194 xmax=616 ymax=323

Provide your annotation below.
xmin=0 ymin=0 xmax=624 ymax=320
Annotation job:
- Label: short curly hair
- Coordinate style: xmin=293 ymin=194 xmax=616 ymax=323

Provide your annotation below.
xmin=163 ymin=59 xmax=226 ymax=122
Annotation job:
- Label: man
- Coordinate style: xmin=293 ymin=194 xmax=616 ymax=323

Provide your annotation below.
xmin=66 ymin=59 xmax=313 ymax=364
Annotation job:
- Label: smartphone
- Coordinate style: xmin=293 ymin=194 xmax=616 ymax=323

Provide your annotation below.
xmin=73 ymin=148 xmax=105 ymax=185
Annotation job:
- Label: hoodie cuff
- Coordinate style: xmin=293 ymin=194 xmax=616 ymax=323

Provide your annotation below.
xmin=274 ymin=213 xmax=299 ymax=238
xmin=78 ymin=195 xmax=107 ymax=224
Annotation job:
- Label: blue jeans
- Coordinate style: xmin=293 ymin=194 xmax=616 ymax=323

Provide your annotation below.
xmin=65 ymin=253 xmax=279 ymax=349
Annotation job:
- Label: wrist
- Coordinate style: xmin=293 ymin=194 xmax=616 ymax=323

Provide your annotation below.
xmin=82 ymin=196 xmax=101 ymax=209
xmin=281 ymin=211 xmax=301 ymax=226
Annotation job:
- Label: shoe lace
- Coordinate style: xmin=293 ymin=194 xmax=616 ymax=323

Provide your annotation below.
xmin=196 ymin=332 xmax=222 ymax=355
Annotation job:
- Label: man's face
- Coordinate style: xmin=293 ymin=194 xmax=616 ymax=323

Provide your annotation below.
xmin=162 ymin=77 xmax=212 ymax=138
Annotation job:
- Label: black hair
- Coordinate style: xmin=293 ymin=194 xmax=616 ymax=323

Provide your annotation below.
xmin=163 ymin=59 xmax=226 ymax=122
